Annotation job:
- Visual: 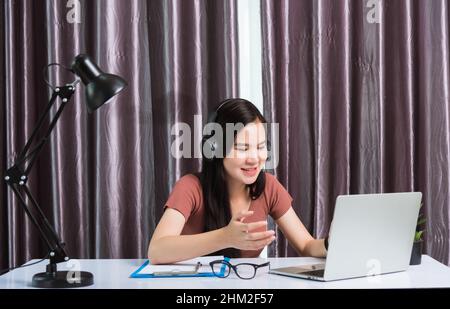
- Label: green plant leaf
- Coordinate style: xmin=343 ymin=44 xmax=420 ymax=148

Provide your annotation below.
xmin=415 ymin=231 xmax=424 ymax=242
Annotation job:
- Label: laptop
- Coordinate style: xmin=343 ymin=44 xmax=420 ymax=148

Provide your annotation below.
xmin=269 ymin=192 xmax=422 ymax=281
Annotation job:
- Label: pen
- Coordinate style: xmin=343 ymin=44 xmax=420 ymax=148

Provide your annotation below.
xmin=194 ymin=261 xmax=201 ymax=272
xmin=152 ymin=262 xmax=202 ymax=276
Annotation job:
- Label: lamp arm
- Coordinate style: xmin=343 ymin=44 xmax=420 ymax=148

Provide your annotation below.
xmin=15 ymin=91 xmax=59 ymax=164
xmin=14 ymin=84 xmax=76 ymax=173
xmin=4 ymin=83 xmax=77 ymax=264
xmin=8 ymin=183 xmax=67 ymax=263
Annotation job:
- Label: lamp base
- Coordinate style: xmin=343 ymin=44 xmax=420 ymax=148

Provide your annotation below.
xmin=32 ymin=271 xmax=94 ymax=288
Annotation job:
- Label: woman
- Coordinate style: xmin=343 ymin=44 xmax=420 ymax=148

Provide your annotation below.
xmin=148 ymin=98 xmax=327 ymax=264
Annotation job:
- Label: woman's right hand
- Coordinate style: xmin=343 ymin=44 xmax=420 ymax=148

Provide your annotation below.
xmin=222 ymin=210 xmax=276 ymax=250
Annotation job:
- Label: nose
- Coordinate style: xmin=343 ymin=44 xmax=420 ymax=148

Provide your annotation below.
xmin=246 ymin=148 xmax=259 ymax=163
xmin=246 ymin=157 xmax=258 ymax=166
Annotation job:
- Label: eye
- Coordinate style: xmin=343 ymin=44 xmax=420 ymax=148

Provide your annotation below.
xmin=235 ymin=146 xmax=248 ymax=151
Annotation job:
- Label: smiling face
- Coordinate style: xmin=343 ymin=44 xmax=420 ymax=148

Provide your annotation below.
xmin=223 ymin=121 xmax=268 ymax=186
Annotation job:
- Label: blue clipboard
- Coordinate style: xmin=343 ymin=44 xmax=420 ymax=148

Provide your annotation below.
xmin=130 ymin=257 xmax=230 ymax=278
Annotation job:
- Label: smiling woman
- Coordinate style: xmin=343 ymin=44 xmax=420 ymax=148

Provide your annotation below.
xmin=148 ymin=99 xmax=327 ymax=264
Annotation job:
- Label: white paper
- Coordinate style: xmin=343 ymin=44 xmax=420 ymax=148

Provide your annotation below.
xmin=141 ymin=256 xmax=224 ymax=275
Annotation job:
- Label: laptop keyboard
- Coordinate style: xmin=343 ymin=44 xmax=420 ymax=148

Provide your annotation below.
xmin=299 ymin=269 xmax=325 ymax=277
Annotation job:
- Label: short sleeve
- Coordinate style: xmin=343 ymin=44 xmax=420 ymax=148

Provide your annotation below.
xmin=164 ymin=174 xmax=203 ymax=221
xmin=265 ymin=173 xmax=293 ymax=220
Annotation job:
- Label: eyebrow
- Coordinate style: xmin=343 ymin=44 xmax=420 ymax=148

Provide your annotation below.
xmin=234 ymin=141 xmax=266 ymax=147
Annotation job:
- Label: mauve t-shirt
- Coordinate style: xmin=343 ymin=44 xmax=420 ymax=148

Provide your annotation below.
xmin=163 ymin=172 xmax=293 ymax=258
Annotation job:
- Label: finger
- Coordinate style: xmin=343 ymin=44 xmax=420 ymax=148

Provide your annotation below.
xmin=233 ymin=210 xmax=254 ymax=222
xmin=245 ymin=235 xmax=275 ymax=250
xmin=244 ymin=221 xmax=268 ymax=232
xmin=253 ymin=236 xmax=276 ymax=249
xmin=245 ymin=230 xmax=275 ymax=241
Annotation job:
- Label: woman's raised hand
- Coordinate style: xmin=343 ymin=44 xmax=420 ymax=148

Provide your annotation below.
xmin=222 ymin=210 xmax=276 ymax=250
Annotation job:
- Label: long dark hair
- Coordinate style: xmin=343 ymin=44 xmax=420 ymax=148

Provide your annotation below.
xmin=198 ymin=98 xmax=267 ymax=258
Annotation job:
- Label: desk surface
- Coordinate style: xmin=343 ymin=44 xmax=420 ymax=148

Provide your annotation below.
xmin=1 ymin=255 xmax=449 ymax=289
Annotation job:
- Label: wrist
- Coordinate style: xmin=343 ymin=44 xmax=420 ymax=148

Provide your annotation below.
xmin=216 ymin=227 xmax=231 ymax=249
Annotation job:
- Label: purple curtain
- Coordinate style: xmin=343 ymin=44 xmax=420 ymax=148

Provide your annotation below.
xmin=262 ymin=0 xmax=450 ymax=265
xmin=0 ymin=0 xmax=239 ymax=269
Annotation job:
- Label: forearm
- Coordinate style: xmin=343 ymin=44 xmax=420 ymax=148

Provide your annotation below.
xmin=303 ymin=238 xmax=327 ymax=258
xmin=148 ymin=228 xmax=229 ymax=264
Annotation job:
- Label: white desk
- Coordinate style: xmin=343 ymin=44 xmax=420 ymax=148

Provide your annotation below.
xmin=1 ymin=255 xmax=449 ymax=289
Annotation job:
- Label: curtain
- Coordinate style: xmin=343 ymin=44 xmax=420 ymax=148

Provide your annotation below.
xmin=262 ymin=0 xmax=450 ymax=265
xmin=0 ymin=0 xmax=239 ymax=269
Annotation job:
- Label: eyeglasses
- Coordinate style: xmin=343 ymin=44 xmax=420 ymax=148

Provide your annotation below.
xmin=209 ymin=260 xmax=271 ymax=280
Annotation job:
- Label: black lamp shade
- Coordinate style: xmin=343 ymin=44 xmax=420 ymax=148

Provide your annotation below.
xmin=71 ymin=54 xmax=127 ymax=111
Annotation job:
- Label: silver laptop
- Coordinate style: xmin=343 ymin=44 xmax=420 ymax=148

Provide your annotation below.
xmin=269 ymin=192 xmax=422 ymax=281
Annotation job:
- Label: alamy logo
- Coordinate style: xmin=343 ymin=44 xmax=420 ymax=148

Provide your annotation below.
xmin=66 ymin=0 xmax=81 ymax=24
xmin=65 ymin=259 xmax=81 ymax=284
xmin=366 ymin=258 xmax=382 ymax=283
xmin=170 ymin=115 xmax=280 ymax=169
xmin=366 ymin=0 xmax=381 ymax=24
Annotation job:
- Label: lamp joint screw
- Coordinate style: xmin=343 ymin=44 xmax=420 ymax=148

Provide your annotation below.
xmin=50 ymin=252 xmax=55 ymax=257
xmin=55 ymin=88 xmax=60 ymax=92
xmin=4 ymin=176 xmax=10 ymax=181
xmin=19 ymin=181 xmax=24 ymax=185
xmin=62 ymin=98 xmax=68 ymax=103
xmin=20 ymin=175 xmax=26 ymax=180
